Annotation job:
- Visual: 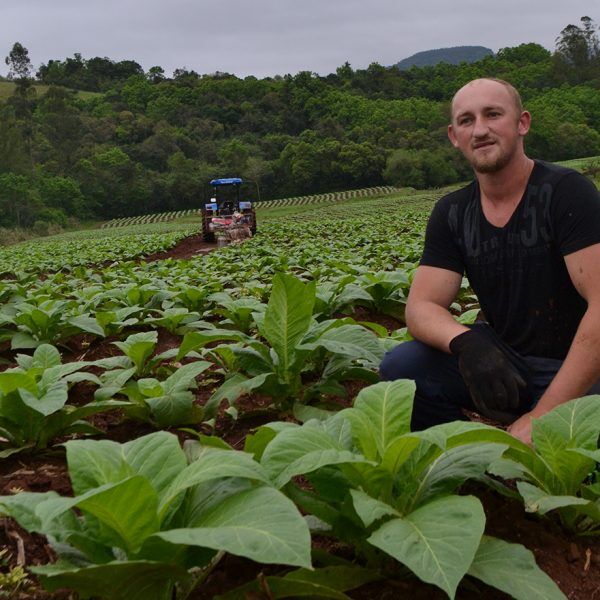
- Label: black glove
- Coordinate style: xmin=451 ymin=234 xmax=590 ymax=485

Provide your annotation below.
xmin=449 ymin=330 xmax=526 ymax=423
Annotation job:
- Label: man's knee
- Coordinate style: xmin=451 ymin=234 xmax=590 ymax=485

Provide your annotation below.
xmin=379 ymin=340 xmax=441 ymax=382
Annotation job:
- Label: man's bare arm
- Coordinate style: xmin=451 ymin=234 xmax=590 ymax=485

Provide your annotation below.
xmin=405 ymin=265 xmax=468 ymax=352
xmin=533 ymin=243 xmax=600 ymax=413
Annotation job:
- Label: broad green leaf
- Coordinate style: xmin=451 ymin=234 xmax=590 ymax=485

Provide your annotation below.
xmin=350 ymin=489 xmax=400 ymax=527
xmin=468 ymin=535 xmax=566 ymax=600
xmin=299 ymin=324 xmax=384 ymax=365
xmin=349 ymin=380 xmax=416 ymax=459
xmin=172 ymin=476 xmax=252 ymax=531
xmin=11 ymin=331 xmax=40 ymax=349
xmin=534 ymin=395 xmax=600 ymax=450
xmin=159 ymin=446 xmax=270 ymax=517
xmin=68 ymin=315 xmax=105 ymax=337
xmin=33 ymin=560 xmax=189 ymax=600
xmin=368 ymin=495 xmax=485 ymax=598
xmin=146 ymin=391 xmax=200 ymax=427
xmin=19 ymin=383 xmax=69 ymax=416
xmin=113 ymin=331 xmax=157 ymax=374
xmin=95 ymin=366 xmax=137 ymax=401
xmin=571 ymin=447 xmax=600 ymax=462
xmin=532 ymin=396 xmax=600 ymax=493
xmin=261 ymin=273 xmax=315 ymax=378
xmin=137 ymin=378 xmax=162 ymax=397
xmin=244 ymin=423 xmax=292 ymax=460
xmin=41 ymin=361 xmax=94 ymax=386
xmin=261 ymin=422 xmax=371 ymax=488
xmin=156 ymin=486 xmax=311 ymax=568
xmin=0 ymin=371 xmax=37 ymax=395
xmin=380 ymin=435 xmax=421 ymax=475
xmin=218 ymin=578 xmax=349 ymax=599
xmin=162 ymin=360 xmax=212 ymax=393
xmin=0 ymin=491 xmax=57 ymax=532
xmin=65 ymin=439 xmax=133 ymax=495
xmin=407 ymin=442 xmax=507 ymax=510
xmin=517 ymin=481 xmax=592 ymax=515
xmin=204 ymin=372 xmax=271 ymax=419
xmin=75 ymin=476 xmax=160 ymax=554
xmin=293 ymin=402 xmax=336 ymax=423
xmin=31 ymin=344 xmax=62 ymax=369
xmin=123 ymin=431 xmax=187 ymax=501
xmin=177 ymin=329 xmax=247 ymax=359
xmin=217 ymin=565 xmax=380 ymax=599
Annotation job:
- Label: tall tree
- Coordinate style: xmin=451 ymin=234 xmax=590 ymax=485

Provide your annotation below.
xmin=554 ymin=16 xmax=600 ymax=82
xmin=5 ymin=42 xmax=34 ymax=98
xmin=5 ymin=42 xmax=32 ymax=79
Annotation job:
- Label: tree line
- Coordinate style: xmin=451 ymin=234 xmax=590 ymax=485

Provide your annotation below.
xmin=0 ymin=16 xmax=599 ymax=230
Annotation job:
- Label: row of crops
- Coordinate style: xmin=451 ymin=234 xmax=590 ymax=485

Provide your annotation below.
xmin=0 ymin=189 xmax=596 ymax=599
xmin=253 ymin=185 xmax=402 ymax=208
xmin=0 ymin=222 xmax=199 ymax=275
xmin=99 ymin=186 xmax=403 ymax=230
xmin=101 ymin=209 xmax=199 ymax=229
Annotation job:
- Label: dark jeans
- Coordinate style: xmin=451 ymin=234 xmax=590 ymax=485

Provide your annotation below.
xmin=379 ymin=323 xmax=600 ymax=431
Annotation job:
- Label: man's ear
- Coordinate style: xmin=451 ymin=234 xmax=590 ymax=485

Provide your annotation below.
xmin=518 ymin=110 xmax=532 ymax=136
xmin=447 ymin=124 xmax=459 ymax=148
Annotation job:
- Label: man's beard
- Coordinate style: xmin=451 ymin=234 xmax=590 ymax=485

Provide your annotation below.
xmin=471 ymin=141 xmax=517 ymax=174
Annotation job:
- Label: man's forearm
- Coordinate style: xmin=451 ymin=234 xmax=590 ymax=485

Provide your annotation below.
xmin=534 ymin=304 xmax=600 ymax=415
xmin=406 ymin=300 xmax=468 ymax=353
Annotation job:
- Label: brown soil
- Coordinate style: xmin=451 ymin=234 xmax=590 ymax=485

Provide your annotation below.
xmin=141 ymin=233 xmax=216 ymax=262
xmin=349 ymin=305 xmax=404 ymax=332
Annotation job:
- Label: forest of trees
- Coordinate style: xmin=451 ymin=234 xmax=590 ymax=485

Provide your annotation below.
xmin=0 ymin=16 xmax=599 ymax=229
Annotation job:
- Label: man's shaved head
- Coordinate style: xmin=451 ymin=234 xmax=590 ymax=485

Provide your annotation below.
xmin=450 ymin=78 xmax=523 ymax=123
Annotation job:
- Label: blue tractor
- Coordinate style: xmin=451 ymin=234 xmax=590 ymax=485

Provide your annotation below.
xmin=201 ymin=178 xmax=258 ymax=243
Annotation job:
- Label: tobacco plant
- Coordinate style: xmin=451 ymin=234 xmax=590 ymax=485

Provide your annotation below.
xmin=178 ymin=273 xmax=384 ymax=418
xmin=0 ymin=431 xmax=311 ymax=600
xmin=249 ymin=380 xmax=565 ymax=599
xmin=487 ymin=395 xmax=600 ymax=534
xmin=0 ymin=345 xmax=127 ymax=457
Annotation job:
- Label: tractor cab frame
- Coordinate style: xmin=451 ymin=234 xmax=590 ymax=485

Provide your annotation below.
xmin=201 ymin=177 xmax=257 ymax=242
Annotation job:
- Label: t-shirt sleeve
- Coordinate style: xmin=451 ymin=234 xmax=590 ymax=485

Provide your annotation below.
xmin=550 ymin=173 xmax=600 ymax=256
xmin=419 ymin=198 xmax=465 ymax=274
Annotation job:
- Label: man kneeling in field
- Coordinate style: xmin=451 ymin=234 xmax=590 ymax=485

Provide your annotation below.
xmin=380 ymin=78 xmax=600 ymax=445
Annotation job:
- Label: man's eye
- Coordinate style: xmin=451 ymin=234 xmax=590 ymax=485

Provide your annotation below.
xmin=459 ymin=117 xmax=472 ymax=125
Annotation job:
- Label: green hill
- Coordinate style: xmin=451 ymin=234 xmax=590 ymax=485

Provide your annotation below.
xmin=0 ymin=80 xmax=100 ymax=101
xmin=395 ymin=46 xmax=494 ymax=69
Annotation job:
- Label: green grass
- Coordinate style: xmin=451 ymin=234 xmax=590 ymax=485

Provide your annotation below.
xmin=556 ymin=155 xmax=599 ymax=170
xmin=0 ymin=81 xmax=101 ymax=101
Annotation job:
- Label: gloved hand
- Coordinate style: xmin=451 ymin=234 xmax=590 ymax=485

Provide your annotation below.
xmin=449 ymin=329 xmax=527 ymax=423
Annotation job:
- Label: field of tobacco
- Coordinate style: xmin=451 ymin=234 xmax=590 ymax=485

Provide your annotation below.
xmin=0 ymin=187 xmax=599 ymax=600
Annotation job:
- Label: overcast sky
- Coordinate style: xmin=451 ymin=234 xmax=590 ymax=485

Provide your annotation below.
xmin=2 ymin=1 xmax=596 ymax=79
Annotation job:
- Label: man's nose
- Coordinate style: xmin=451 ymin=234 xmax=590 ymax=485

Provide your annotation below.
xmin=472 ymin=117 xmax=489 ymax=138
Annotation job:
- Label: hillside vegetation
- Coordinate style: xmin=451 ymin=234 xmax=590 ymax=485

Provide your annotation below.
xmin=0 ymin=16 xmax=599 ymax=234
xmin=395 ymin=46 xmax=494 ymax=69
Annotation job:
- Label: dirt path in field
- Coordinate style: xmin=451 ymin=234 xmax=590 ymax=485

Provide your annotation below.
xmin=141 ymin=233 xmax=217 ymax=262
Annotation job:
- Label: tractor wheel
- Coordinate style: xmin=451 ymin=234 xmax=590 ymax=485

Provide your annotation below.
xmin=201 ymin=217 xmax=215 ymax=242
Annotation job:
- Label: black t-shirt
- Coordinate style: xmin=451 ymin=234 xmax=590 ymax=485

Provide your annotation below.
xmin=420 ymin=160 xmax=600 ymax=359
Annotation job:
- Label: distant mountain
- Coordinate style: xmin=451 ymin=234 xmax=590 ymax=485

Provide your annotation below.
xmin=394 ymin=46 xmax=494 ymax=70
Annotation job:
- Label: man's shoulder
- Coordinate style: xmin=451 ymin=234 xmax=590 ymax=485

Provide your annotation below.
xmin=533 ymin=159 xmax=589 ymax=185
xmin=437 ymin=180 xmax=477 ymax=207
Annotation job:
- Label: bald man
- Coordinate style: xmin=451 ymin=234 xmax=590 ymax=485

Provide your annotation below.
xmin=380 ymin=78 xmax=600 ymax=444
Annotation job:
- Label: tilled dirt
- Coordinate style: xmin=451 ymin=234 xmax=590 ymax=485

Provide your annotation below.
xmin=141 ymin=233 xmax=217 ymax=262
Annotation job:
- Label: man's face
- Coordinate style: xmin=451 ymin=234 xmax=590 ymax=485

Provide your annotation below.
xmin=448 ymin=80 xmax=530 ymax=174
